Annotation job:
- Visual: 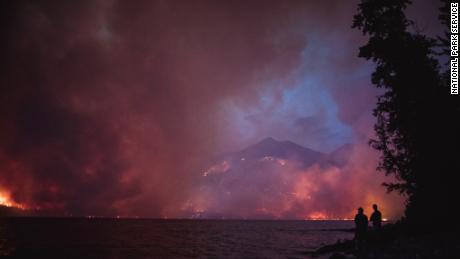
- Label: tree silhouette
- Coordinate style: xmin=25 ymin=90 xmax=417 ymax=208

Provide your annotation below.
xmin=353 ymin=0 xmax=460 ymax=231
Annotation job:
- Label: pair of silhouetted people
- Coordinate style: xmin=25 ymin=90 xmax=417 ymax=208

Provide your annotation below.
xmin=354 ymin=204 xmax=382 ymax=233
xmin=354 ymin=204 xmax=382 ymax=251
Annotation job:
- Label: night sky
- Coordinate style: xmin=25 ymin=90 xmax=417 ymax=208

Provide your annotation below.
xmin=0 ymin=0 xmax=441 ymax=219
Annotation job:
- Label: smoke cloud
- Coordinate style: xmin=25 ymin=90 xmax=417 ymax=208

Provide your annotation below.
xmin=0 ymin=0 xmax=423 ymax=218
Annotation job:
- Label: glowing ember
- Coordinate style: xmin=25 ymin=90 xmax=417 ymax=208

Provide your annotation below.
xmin=202 ymin=160 xmax=230 ymax=177
xmin=259 ymin=156 xmax=287 ymax=166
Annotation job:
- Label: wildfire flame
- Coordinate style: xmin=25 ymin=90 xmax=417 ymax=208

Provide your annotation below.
xmin=307 ymin=211 xmax=328 ymax=220
xmin=0 ymin=190 xmax=26 ymax=209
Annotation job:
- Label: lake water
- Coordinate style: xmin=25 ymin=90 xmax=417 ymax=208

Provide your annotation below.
xmin=0 ymin=218 xmax=354 ymax=258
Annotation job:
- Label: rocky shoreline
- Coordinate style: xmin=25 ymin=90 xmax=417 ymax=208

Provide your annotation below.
xmin=309 ymin=224 xmax=459 ymax=259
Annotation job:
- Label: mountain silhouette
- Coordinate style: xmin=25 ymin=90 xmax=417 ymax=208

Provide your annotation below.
xmin=234 ymin=137 xmax=325 ymax=166
xmin=203 ymin=137 xmax=351 ymax=178
xmin=193 ymin=138 xmax=354 ymax=219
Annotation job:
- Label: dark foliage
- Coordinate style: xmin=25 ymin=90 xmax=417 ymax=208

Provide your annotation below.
xmin=353 ymin=0 xmax=460 ymax=231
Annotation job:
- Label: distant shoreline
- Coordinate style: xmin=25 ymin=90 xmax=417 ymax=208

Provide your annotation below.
xmin=1 ymin=216 xmax=360 ymax=221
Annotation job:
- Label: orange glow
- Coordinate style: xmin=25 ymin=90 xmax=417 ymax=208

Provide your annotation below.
xmin=0 ymin=190 xmax=26 ymax=209
xmin=307 ymin=211 xmax=328 ymax=220
xmin=182 ymin=148 xmax=404 ymax=220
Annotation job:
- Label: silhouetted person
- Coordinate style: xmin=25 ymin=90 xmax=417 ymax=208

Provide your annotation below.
xmin=369 ymin=204 xmax=383 ymax=256
xmin=370 ymin=204 xmax=382 ymax=231
xmin=354 ymin=207 xmax=368 ymax=252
